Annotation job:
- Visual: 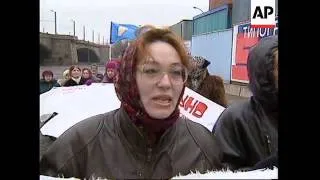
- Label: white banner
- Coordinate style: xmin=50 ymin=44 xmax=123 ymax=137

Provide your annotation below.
xmin=40 ymin=167 xmax=278 ymax=179
xmin=40 ymin=83 xmax=121 ymax=137
xmin=179 ymin=87 xmax=225 ymax=131
xmin=40 ymin=84 xmax=225 ymax=137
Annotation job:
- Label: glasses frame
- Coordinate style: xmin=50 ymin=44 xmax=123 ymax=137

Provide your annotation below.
xmin=136 ymin=63 xmax=188 ymax=85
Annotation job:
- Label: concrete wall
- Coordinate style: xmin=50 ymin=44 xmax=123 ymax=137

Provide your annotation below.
xmin=40 ymin=34 xmax=77 ymax=65
xmin=70 ymin=41 xmax=78 ymax=64
xmin=98 ymin=46 xmax=109 ymax=64
xmin=224 ymin=83 xmax=252 ymax=97
xmin=40 ymin=33 xmax=109 ymax=65
xmin=39 ymin=36 xmax=52 ymax=50
xmin=50 ymin=38 xmax=73 ymax=65
xmin=75 ymin=43 xmax=109 ymax=64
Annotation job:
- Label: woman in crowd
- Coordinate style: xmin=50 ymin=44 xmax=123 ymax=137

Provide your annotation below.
xmin=57 ymin=69 xmax=70 ymax=86
xmin=40 ymin=70 xmax=60 ymax=94
xmin=187 ymin=56 xmax=228 ymax=107
xmin=81 ymin=68 xmax=96 ymax=85
xmin=63 ymin=65 xmax=86 ymax=87
xmin=101 ymin=58 xmax=120 ymax=83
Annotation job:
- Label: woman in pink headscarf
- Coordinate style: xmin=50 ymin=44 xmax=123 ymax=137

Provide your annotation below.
xmin=40 ymin=28 xmax=223 ymax=179
xmin=101 ymin=58 xmax=121 ymax=83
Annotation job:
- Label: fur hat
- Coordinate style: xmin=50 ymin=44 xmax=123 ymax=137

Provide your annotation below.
xmin=62 ymin=69 xmax=70 ymax=79
xmin=191 ymin=56 xmax=211 ymax=69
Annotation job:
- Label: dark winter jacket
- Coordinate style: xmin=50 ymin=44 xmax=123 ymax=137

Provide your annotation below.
xmin=40 ymin=79 xmax=60 ymax=94
xmin=212 ymin=36 xmax=278 ymax=171
xmin=252 ymin=152 xmax=278 ymax=170
xmin=95 ymin=73 xmax=104 ymax=82
xmin=101 ymin=74 xmax=115 ymax=83
xmin=63 ymin=78 xmax=86 ymax=87
xmin=187 ymin=71 xmax=228 ymax=107
xmin=40 ymin=113 xmax=58 ymax=160
xmin=40 ymin=108 xmax=223 ymax=179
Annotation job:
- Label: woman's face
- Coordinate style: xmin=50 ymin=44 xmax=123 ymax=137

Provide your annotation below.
xmin=71 ymin=67 xmax=81 ymax=78
xmin=107 ymin=69 xmax=115 ymax=78
xmin=44 ymin=75 xmax=53 ymax=82
xmin=136 ymin=41 xmax=186 ymax=119
xmin=82 ymin=70 xmax=90 ymax=79
xmin=91 ymin=66 xmax=98 ymax=75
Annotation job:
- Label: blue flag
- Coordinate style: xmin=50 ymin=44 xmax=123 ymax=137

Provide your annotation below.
xmin=110 ymin=22 xmax=139 ymax=44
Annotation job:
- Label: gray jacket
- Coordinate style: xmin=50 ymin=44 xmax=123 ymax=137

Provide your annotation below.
xmin=40 ymin=108 xmax=222 ymax=179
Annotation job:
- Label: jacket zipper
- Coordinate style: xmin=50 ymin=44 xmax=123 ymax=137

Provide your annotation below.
xmin=144 ymin=147 xmax=153 ymax=178
xmin=265 ymin=135 xmax=272 ymax=155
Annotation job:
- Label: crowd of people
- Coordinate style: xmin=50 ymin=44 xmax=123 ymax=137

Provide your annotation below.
xmin=39 ymin=26 xmax=278 ymax=179
xmin=40 ymin=59 xmax=121 ymax=94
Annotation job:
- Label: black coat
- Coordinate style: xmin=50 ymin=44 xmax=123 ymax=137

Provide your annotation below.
xmin=63 ymin=78 xmax=86 ymax=87
xmin=212 ymin=98 xmax=278 ymax=170
xmin=252 ymin=153 xmax=278 ymax=170
xmin=40 ymin=108 xmax=223 ymax=179
xmin=40 ymin=79 xmax=60 ymax=94
xmin=212 ymin=36 xmax=278 ymax=171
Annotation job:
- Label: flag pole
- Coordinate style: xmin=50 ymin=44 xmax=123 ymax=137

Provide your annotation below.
xmin=109 ymin=21 xmax=113 ymax=60
xmin=109 ymin=43 xmax=112 ymax=60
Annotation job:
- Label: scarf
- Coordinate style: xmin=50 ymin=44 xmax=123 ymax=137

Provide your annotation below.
xmin=71 ymin=77 xmax=81 ymax=84
xmin=188 ymin=56 xmax=211 ymax=91
xmin=114 ymin=41 xmax=184 ymax=138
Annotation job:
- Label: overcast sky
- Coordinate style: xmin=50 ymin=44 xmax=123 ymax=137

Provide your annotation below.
xmin=40 ymin=0 xmax=208 ymax=44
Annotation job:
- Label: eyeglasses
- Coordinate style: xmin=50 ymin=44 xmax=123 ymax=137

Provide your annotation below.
xmin=137 ymin=63 xmax=188 ymax=84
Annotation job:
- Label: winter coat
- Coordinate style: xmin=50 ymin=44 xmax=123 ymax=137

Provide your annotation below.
xmin=101 ymin=74 xmax=115 ymax=83
xmin=40 ymin=79 xmax=60 ymax=94
xmin=95 ymin=73 xmax=104 ymax=82
xmin=252 ymin=153 xmax=278 ymax=170
xmin=57 ymin=79 xmax=67 ymax=86
xmin=91 ymin=74 xmax=103 ymax=83
xmin=187 ymin=72 xmax=228 ymax=107
xmin=63 ymin=78 xmax=86 ymax=87
xmin=212 ymin=36 xmax=278 ymax=171
xmin=40 ymin=108 xmax=223 ymax=179
xmin=40 ymin=113 xmax=58 ymax=160
xmin=212 ymin=99 xmax=278 ymax=171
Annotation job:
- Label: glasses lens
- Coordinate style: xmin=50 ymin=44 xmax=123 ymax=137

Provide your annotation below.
xmin=168 ymin=65 xmax=187 ymax=84
xmin=141 ymin=64 xmax=187 ymax=84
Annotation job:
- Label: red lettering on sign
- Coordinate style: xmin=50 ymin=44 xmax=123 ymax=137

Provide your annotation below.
xmin=184 ymin=96 xmax=198 ymax=113
xmin=192 ymin=102 xmax=208 ymax=118
xmin=180 ymin=95 xmax=208 ymax=118
xmin=180 ymin=95 xmax=188 ymax=108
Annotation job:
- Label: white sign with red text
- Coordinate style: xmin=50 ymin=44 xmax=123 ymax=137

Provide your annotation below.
xmin=179 ymin=87 xmax=225 ymax=131
xmin=40 ymin=84 xmax=225 ymax=138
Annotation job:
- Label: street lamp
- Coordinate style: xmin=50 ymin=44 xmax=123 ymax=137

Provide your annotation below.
xmin=83 ymin=26 xmax=86 ymax=40
xmin=50 ymin=10 xmax=57 ymax=34
xmin=70 ymin=19 xmax=76 ymax=36
xmin=193 ymin=6 xmax=204 ymax=13
xmin=92 ymin=30 xmax=94 ymax=42
xmin=98 ymin=33 xmax=100 ymax=44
